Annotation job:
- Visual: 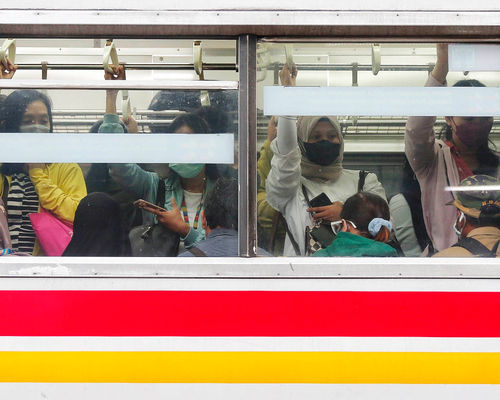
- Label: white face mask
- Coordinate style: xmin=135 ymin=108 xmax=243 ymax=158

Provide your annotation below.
xmin=19 ymin=124 xmax=50 ymax=133
xmin=453 ymin=211 xmax=466 ymax=236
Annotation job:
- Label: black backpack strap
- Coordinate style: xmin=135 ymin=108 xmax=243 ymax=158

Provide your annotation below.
xmin=301 ymin=184 xmax=316 ymax=217
xmin=491 ymin=240 xmax=500 ymax=256
xmin=188 ymin=247 xmax=207 ymax=257
xmin=453 ymin=237 xmax=497 ymax=257
xmin=358 ymin=170 xmax=368 ymax=192
xmin=269 ymin=210 xmax=280 ymax=253
xmin=279 ymin=213 xmax=301 ymax=256
xmin=156 ymin=178 xmax=166 ymax=207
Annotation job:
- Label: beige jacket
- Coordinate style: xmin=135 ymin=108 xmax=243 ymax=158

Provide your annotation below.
xmin=433 ymin=227 xmax=500 ymax=257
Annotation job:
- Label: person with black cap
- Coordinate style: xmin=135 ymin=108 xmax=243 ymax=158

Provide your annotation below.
xmin=433 ymin=175 xmax=500 ymax=257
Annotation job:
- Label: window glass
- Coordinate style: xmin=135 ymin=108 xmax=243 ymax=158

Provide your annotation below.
xmin=0 ymin=38 xmax=239 ymax=257
xmin=257 ymin=41 xmax=500 ymax=258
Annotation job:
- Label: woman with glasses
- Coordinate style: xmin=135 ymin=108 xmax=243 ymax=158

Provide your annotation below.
xmin=313 ymin=192 xmax=397 ymax=257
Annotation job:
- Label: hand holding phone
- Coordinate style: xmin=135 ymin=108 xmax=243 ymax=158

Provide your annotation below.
xmin=309 ymin=192 xmax=331 ymax=208
xmin=133 ymin=199 xmax=167 ymax=214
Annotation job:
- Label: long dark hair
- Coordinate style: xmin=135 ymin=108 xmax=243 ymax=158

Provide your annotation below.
xmin=0 ymin=89 xmax=53 ymax=133
xmin=438 ymin=79 xmax=498 ymax=175
xmin=168 ymin=113 xmax=220 ymax=181
xmin=0 ymin=90 xmax=54 ymax=175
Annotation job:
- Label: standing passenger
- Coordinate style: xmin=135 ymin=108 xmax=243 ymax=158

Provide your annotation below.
xmin=0 ymin=89 xmax=86 ymax=255
xmin=405 ymin=44 xmax=498 ymax=252
xmin=265 ymin=64 xmax=386 ymax=256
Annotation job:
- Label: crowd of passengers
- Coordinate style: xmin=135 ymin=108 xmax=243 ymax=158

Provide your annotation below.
xmin=0 ymin=43 xmax=499 ymax=258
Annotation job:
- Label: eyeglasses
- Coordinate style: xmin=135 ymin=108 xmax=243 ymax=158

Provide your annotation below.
xmin=330 ymin=219 xmax=357 ymax=235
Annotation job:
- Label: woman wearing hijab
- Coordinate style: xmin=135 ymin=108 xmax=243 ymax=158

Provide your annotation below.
xmin=63 ymin=192 xmax=131 ymax=256
xmin=266 ymin=64 xmax=386 ymax=256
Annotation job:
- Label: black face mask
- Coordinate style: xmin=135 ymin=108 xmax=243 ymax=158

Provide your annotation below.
xmin=303 ymin=140 xmax=341 ymax=166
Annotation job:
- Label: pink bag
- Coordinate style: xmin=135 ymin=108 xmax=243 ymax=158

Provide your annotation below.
xmin=29 ymin=208 xmax=73 ymax=256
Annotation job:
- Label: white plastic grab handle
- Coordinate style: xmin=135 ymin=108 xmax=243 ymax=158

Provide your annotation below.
xmin=200 ymin=90 xmax=211 ymax=107
xmin=122 ymin=90 xmax=131 ymax=122
xmin=193 ymin=42 xmax=210 ymax=106
xmin=256 ymin=43 xmax=271 ymax=82
xmin=103 ymin=41 xmax=119 ymax=74
xmin=284 ymin=44 xmax=294 ymax=70
xmin=0 ymin=39 xmax=16 ymax=67
xmin=193 ymin=41 xmax=204 ymax=79
xmin=371 ymin=44 xmax=381 ymax=76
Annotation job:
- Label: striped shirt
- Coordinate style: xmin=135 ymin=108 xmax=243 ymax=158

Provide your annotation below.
xmin=7 ymin=173 xmax=39 ymax=254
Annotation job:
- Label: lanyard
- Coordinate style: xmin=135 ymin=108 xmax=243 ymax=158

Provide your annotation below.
xmin=181 ymin=190 xmax=204 ymax=230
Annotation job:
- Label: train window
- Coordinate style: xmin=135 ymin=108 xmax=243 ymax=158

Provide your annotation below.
xmin=0 ymin=38 xmax=239 ymax=257
xmin=257 ymin=42 xmax=500 ymax=257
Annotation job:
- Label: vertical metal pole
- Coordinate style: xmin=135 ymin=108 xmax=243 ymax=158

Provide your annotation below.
xmin=238 ymin=35 xmax=257 ymax=257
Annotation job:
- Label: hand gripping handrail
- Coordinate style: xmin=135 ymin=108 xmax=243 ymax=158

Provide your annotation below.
xmin=0 ymin=39 xmax=16 ymax=68
xmin=193 ymin=41 xmax=211 ymax=107
xmin=103 ymin=40 xmax=131 ymax=122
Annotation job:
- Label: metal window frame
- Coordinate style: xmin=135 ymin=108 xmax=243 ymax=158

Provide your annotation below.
xmin=0 ymin=19 xmax=499 ymax=274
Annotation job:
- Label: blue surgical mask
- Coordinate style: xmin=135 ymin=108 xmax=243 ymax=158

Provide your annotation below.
xmin=19 ymin=124 xmax=50 ymax=133
xmin=169 ymin=163 xmax=204 ymax=179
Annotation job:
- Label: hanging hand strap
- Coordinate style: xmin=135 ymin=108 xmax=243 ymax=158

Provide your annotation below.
xmin=193 ymin=41 xmax=210 ymax=107
xmin=284 ymin=44 xmax=294 ymax=70
xmin=103 ymin=40 xmax=131 ymax=121
xmin=103 ymin=40 xmax=119 ymax=74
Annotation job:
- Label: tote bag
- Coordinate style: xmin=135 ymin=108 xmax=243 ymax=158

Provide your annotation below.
xmin=29 ymin=208 xmax=73 ymax=256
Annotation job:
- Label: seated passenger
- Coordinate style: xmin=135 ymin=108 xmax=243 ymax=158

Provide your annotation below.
xmin=405 ymin=44 xmax=498 ymax=252
xmin=63 ymin=192 xmax=131 ymax=256
xmin=0 ymin=89 xmax=86 ymax=255
xmin=433 ymin=175 xmax=500 ymax=257
xmin=313 ymin=192 xmax=397 ymax=257
xmin=178 ymin=177 xmax=271 ymax=257
xmin=266 ymin=65 xmax=386 ymax=256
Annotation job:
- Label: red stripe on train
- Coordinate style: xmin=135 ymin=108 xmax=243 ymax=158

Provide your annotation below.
xmin=0 ymin=291 xmax=499 ymax=337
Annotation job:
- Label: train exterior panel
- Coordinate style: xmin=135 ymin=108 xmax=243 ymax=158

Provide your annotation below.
xmin=1 ymin=2 xmax=499 ymax=398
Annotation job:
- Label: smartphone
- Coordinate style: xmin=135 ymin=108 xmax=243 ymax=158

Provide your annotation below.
xmin=309 ymin=192 xmax=331 ymax=208
xmin=133 ymin=199 xmax=167 ymax=213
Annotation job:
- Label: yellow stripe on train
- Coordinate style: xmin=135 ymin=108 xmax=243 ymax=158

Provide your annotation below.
xmin=1 ymin=351 xmax=500 ymax=384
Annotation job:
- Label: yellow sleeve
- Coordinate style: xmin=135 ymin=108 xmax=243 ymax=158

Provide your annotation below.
xmin=257 ymin=139 xmax=273 ymax=184
xmin=0 ymin=173 xmax=12 ymax=199
xmin=29 ymin=163 xmax=87 ymax=223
